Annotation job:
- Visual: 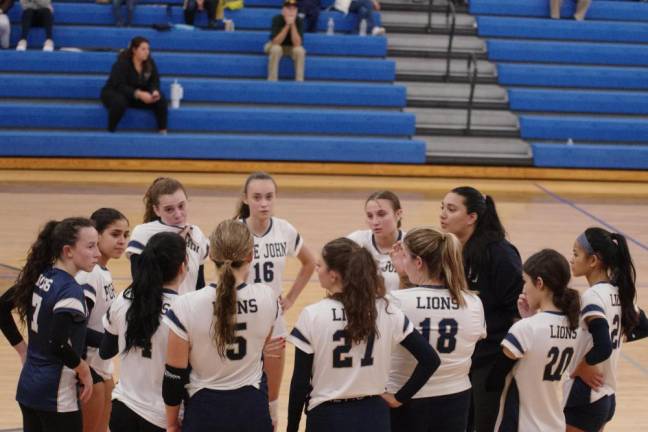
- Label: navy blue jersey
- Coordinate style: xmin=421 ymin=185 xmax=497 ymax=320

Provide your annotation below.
xmin=17 ymin=268 xmax=88 ymax=412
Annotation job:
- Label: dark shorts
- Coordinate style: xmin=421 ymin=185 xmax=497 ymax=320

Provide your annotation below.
xmin=20 ymin=403 xmax=82 ymax=432
xmin=564 ymin=394 xmax=616 ymax=432
xmin=90 ymin=367 xmax=105 ymax=385
xmin=390 ymin=389 xmax=471 ymax=432
xmin=110 ymin=399 xmax=164 ymax=432
xmin=307 ymin=396 xmax=390 ymax=432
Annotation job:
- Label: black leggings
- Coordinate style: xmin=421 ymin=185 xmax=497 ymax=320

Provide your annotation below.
xmin=21 ymin=8 xmax=53 ymax=40
xmin=184 ymin=0 xmax=219 ymax=26
xmin=20 ymin=403 xmax=82 ymax=432
xmin=110 ymin=399 xmax=165 ymax=432
xmin=101 ymin=88 xmax=168 ymax=132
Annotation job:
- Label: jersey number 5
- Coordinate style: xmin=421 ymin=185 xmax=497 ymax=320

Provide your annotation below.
xmin=226 ymin=322 xmax=247 ymax=360
xmin=543 ymin=346 xmax=574 ymax=381
xmin=332 ymin=330 xmax=375 ymax=368
xmin=253 ymin=262 xmax=274 ymax=284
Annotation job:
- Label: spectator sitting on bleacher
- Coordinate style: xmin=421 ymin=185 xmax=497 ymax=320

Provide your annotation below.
xmin=100 ymin=36 xmax=168 ymax=133
xmin=15 ymin=0 xmax=54 ymax=51
xmin=334 ymin=0 xmax=385 ymax=35
xmin=184 ymin=0 xmax=220 ymax=29
xmin=265 ymin=0 xmax=306 ymax=81
xmin=0 ymin=0 xmax=13 ymax=49
xmin=298 ymin=0 xmax=319 ymax=33
xmin=551 ymin=0 xmax=591 ymax=21
xmin=113 ymin=0 xmax=135 ymax=26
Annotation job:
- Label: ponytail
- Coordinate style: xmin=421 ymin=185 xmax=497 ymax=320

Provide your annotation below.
xmin=125 ymin=232 xmax=186 ymax=353
xmin=233 ymin=172 xmax=277 ymax=220
xmin=142 ymin=177 xmax=186 ymax=223
xmin=554 ymin=288 xmax=581 ymax=330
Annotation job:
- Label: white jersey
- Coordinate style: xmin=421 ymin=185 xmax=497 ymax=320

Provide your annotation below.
xmin=103 ymin=289 xmax=178 ymax=429
xmin=163 ymin=283 xmax=278 ymax=397
xmin=347 ymin=230 xmax=404 ymax=292
xmin=564 ymin=282 xmax=622 ymax=406
xmin=76 ymin=264 xmax=116 ymax=379
xmin=496 ymin=312 xmax=580 ymax=432
xmin=126 ymin=220 xmax=209 ymax=296
xmin=287 ymin=297 xmax=413 ymax=410
xmin=242 ymin=217 xmax=303 ymax=297
xmin=387 ymin=286 xmax=485 ymax=398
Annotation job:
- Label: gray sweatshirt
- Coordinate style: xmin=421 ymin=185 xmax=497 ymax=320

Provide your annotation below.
xmin=20 ymin=0 xmax=51 ymax=11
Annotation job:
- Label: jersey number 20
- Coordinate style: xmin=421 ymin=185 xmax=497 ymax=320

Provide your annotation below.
xmin=543 ymin=347 xmax=574 ymax=381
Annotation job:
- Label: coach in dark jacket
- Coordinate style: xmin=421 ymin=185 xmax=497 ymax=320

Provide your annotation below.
xmin=101 ymin=36 xmax=167 ymax=133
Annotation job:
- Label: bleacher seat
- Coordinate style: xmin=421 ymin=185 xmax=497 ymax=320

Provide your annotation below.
xmin=509 ymin=89 xmax=648 ymax=115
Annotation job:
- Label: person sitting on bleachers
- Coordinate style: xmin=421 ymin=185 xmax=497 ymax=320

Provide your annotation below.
xmin=0 ymin=0 xmax=13 ymax=49
xmin=100 ymin=36 xmax=168 ymax=133
xmin=264 ymin=0 xmax=306 ymax=81
xmin=551 ymin=0 xmax=591 ymax=21
xmin=15 ymin=0 xmax=54 ymax=51
xmin=334 ymin=0 xmax=385 ymax=35
xmin=183 ymin=0 xmax=220 ymax=29
xmin=298 ymin=0 xmax=319 ymax=33
xmin=113 ymin=0 xmax=135 ymax=26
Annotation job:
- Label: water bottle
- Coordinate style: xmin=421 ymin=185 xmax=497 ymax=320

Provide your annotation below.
xmin=567 ymin=138 xmax=574 ymax=146
xmin=327 ymin=17 xmax=335 ymax=35
xmin=170 ymin=80 xmax=183 ymax=109
xmin=359 ymin=18 xmax=367 ymax=36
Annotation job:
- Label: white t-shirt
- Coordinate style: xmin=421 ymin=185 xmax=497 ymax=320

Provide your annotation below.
xmin=347 ymin=229 xmax=404 ymax=292
xmin=76 ymin=264 xmax=116 ymax=379
xmin=287 ymin=297 xmax=413 ymax=410
xmin=163 ymin=283 xmax=278 ymax=397
xmin=126 ymin=220 xmax=209 ymax=296
xmin=563 ymin=282 xmax=622 ymax=406
xmin=104 ymin=289 xmax=178 ymax=429
xmin=387 ymin=286 xmax=485 ymax=398
xmin=496 ymin=312 xmax=580 ymax=432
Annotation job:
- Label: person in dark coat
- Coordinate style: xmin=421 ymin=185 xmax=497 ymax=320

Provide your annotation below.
xmin=101 ymin=36 xmax=168 ymax=133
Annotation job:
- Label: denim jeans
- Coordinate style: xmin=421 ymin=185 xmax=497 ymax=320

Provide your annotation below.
xmin=113 ymin=0 xmax=136 ymax=26
xmin=349 ymin=0 xmax=374 ymax=33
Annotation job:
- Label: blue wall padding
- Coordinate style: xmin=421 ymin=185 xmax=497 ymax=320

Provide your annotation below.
xmin=497 ymin=63 xmax=648 ymax=90
xmin=0 ymin=132 xmax=426 ymax=163
xmin=0 ymin=75 xmax=406 ymax=107
xmin=0 ymin=103 xmax=416 ymax=136
xmin=0 ymin=51 xmax=395 ymax=81
xmin=470 ymin=0 xmax=648 ymax=22
xmin=487 ymin=40 xmax=648 ymax=66
xmin=520 ymin=116 xmax=648 ymax=142
xmin=8 ymin=26 xmax=387 ymax=57
xmin=477 ymin=16 xmax=648 ymax=44
xmin=532 ymin=143 xmax=648 ymax=170
xmin=509 ymin=89 xmax=648 ymax=114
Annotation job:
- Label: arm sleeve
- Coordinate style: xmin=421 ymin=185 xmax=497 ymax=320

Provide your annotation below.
xmin=485 ymin=350 xmax=518 ymax=392
xmin=195 ymin=265 xmax=205 ymax=290
xmin=149 ymin=60 xmax=161 ymax=91
xmin=286 ymin=309 xmax=314 ymax=354
xmin=581 ymin=290 xmax=607 ymax=321
xmin=585 ymin=318 xmax=612 ymax=365
xmin=394 ymin=329 xmax=440 ymax=403
xmin=162 ymin=299 xmax=189 ymax=341
xmin=49 ymin=313 xmax=81 ymax=369
xmin=500 ymin=320 xmax=532 ymax=360
xmin=99 ymin=331 xmax=119 ymax=359
xmin=86 ymin=328 xmax=104 ymax=348
xmin=493 ymin=244 xmax=524 ymax=319
xmin=627 ymin=308 xmax=648 ymax=342
xmin=112 ymin=61 xmax=137 ymax=100
xmin=286 ymin=347 xmax=313 ymax=432
xmin=0 ymin=286 xmax=23 ymax=347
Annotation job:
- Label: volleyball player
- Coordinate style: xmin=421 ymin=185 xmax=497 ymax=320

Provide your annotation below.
xmin=127 ymin=177 xmax=209 ymax=295
xmin=76 ymin=208 xmax=129 ymax=432
xmin=347 ymin=191 xmax=406 ymax=292
xmin=487 ymin=249 xmax=581 ymax=431
xmin=234 ymin=172 xmax=316 ymax=427
xmin=100 ymin=232 xmax=187 ymax=431
xmin=388 ymin=227 xmax=485 ymax=432
xmin=286 ymin=238 xmax=440 ymax=432
xmin=0 ymin=218 xmax=99 ymax=431
xmin=163 ymin=220 xmax=278 ymax=432
xmin=440 ymin=186 xmax=523 ymax=432
xmin=564 ymin=228 xmax=645 ymax=432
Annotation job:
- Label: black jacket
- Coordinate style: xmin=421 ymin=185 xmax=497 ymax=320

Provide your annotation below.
xmin=0 ymin=0 xmax=14 ymax=13
xmin=101 ymin=56 xmax=161 ymax=101
xmin=469 ymin=239 xmax=523 ymax=369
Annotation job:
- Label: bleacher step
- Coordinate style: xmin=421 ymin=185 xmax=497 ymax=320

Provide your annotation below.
xmin=408 ymin=107 xmax=518 ymax=128
xmin=388 ymin=33 xmax=485 ymax=56
xmin=395 ymin=57 xmax=496 ymax=82
xmin=405 ymin=82 xmax=508 ymax=109
xmin=421 ymin=136 xmax=532 ymax=164
xmin=381 ymin=10 xmax=476 ymax=34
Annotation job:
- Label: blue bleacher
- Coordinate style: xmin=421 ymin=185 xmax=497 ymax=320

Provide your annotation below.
xmin=508 ymin=89 xmax=648 ymax=115
xmin=520 ymin=116 xmax=648 ymax=142
xmin=531 ymin=143 xmax=648 ymax=170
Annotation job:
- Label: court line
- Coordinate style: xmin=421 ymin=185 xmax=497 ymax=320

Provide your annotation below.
xmin=536 ymin=182 xmax=648 ymax=378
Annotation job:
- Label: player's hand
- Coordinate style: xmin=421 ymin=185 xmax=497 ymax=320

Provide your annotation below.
xmin=517 ymin=293 xmax=535 ymax=319
xmin=372 ymin=1 xmax=380 ymax=10
xmin=263 ymin=337 xmax=285 ymax=359
xmin=75 ymin=360 xmax=93 ymax=403
xmin=380 ymin=392 xmax=402 ymax=408
xmin=571 ymin=361 xmax=604 ymax=391
xmin=167 ymin=424 xmax=181 ymax=432
xmin=151 ymin=90 xmax=161 ymax=102
xmin=178 ymin=225 xmax=192 ymax=239
xmin=280 ymin=294 xmax=296 ymax=312
xmin=389 ymin=241 xmax=407 ymax=276
xmin=138 ymin=91 xmax=155 ymax=104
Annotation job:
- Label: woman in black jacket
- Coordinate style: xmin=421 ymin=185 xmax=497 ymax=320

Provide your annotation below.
xmin=101 ymin=36 xmax=167 ymax=133
xmin=439 ymin=186 xmax=523 ymax=432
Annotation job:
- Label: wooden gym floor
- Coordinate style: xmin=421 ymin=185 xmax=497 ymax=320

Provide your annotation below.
xmin=0 ymin=170 xmax=646 ymax=431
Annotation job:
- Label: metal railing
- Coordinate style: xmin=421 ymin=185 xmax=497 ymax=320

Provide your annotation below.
xmin=426 ymin=0 xmax=435 ymax=33
xmin=443 ymin=0 xmax=456 ymax=81
xmin=466 ymin=52 xmax=479 ymax=132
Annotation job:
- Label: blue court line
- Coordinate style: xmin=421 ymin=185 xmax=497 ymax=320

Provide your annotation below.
xmin=534 ymin=183 xmax=648 ymax=253
xmin=536 ymin=182 xmax=648 ymax=378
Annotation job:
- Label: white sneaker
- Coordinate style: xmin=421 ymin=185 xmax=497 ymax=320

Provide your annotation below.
xmin=371 ymin=26 xmax=386 ymax=36
xmin=43 ymin=39 xmax=54 ymax=52
xmin=16 ymin=39 xmax=27 ymax=51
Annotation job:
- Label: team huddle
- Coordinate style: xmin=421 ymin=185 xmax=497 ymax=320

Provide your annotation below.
xmin=0 ymin=173 xmax=646 ymax=432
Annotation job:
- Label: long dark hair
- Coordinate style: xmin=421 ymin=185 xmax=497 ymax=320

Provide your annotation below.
xmin=322 ymin=238 xmax=384 ymax=344
xmin=209 ymin=220 xmax=254 ymax=358
xmin=451 ymin=186 xmax=506 ymax=282
xmin=234 ymin=172 xmax=277 ymax=220
xmin=91 ymin=208 xmax=128 ymax=233
xmin=119 ymin=36 xmax=153 ymax=75
xmin=524 ymin=249 xmax=580 ymax=330
xmin=583 ymin=227 xmax=638 ymax=336
xmin=13 ymin=218 xmax=95 ymax=325
xmin=366 ymin=190 xmax=403 ymax=229
xmin=124 ymin=232 xmax=186 ymax=353
xmin=142 ymin=177 xmax=187 ymax=223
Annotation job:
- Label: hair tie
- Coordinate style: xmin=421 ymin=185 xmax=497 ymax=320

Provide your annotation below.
xmin=576 ymin=232 xmax=595 ymax=255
